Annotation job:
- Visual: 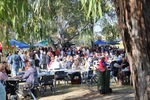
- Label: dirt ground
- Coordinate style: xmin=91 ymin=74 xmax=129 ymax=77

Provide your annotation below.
xmin=37 ymin=84 xmax=134 ymax=100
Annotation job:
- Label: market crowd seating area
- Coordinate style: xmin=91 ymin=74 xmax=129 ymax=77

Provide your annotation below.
xmin=0 ymin=45 xmax=131 ymax=99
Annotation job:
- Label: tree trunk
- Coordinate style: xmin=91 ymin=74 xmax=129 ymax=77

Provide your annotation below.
xmin=48 ymin=35 xmax=56 ymax=51
xmin=113 ymin=0 xmax=150 ymax=100
xmin=57 ymin=15 xmax=65 ymax=49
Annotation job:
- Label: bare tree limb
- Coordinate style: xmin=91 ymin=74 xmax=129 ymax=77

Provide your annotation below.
xmin=63 ymin=14 xmax=74 ymax=29
xmin=66 ymin=23 xmax=90 ymax=42
xmin=48 ymin=35 xmax=56 ymax=50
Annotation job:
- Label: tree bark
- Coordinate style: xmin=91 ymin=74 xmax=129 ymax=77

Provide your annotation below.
xmin=48 ymin=35 xmax=56 ymax=51
xmin=113 ymin=0 xmax=150 ymax=100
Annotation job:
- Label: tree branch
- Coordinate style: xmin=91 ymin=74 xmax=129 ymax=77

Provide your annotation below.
xmin=48 ymin=35 xmax=56 ymax=50
xmin=63 ymin=14 xmax=74 ymax=29
xmin=66 ymin=23 xmax=89 ymax=42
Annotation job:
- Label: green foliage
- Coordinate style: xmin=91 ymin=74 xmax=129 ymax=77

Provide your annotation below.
xmin=101 ymin=23 xmax=119 ymax=41
xmin=0 ymin=0 xmax=31 ymax=46
xmin=101 ymin=0 xmax=112 ymax=14
xmin=0 ymin=0 xmax=95 ymax=48
xmin=81 ymin=0 xmax=103 ymax=22
xmin=81 ymin=0 xmax=120 ymax=42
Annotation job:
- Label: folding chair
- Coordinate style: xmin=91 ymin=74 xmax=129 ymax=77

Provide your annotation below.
xmin=39 ymin=75 xmax=55 ymax=95
xmin=16 ymin=78 xmax=40 ymax=100
xmin=54 ymin=71 xmax=69 ymax=93
xmin=54 ymin=71 xmax=68 ymax=84
xmin=6 ymin=79 xmax=19 ymax=100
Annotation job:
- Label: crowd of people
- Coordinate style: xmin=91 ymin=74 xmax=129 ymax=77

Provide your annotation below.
xmin=3 ymin=46 xmax=125 ymax=72
xmin=0 ymin=45 xmax=131 ymax=99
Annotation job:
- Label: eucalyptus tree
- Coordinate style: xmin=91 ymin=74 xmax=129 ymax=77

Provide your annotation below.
xmin=0 ymin=0 xmax=45 ymax=45
xmin=0 ymin=0 xmax=53 ymax=45
xmin=92 ymin=0 xmax=119 ymax=41
xmin=81 ymin=0 xmax=150 ymax=99
xmin=93 ymin=14 xmax=119 ymax=42
xmin=114 ymin=1 xmax=150 ymax=99
xmin=101 ymin=23 xmax=119 ymax=41
xmin=0 ymin=0 xmax=89 ymax=49
xmin=34 ymin=0 xmax=93 ymax=49
xmin=0 ymin=0 xmax=31 ymax=51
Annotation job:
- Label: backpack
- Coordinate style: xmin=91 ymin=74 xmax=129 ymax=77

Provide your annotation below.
xmin=109 ymin=61 xmax=118 ymax=77
xmin=110 ymin=61 xmax=116 ymax=70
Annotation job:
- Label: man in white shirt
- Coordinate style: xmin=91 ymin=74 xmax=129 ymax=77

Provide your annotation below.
xmin=49 ymin=57 xmax=62 ymax=73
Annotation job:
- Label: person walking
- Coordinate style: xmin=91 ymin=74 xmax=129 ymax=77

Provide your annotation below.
xmin=10 ymin=51 xmax=22 ymax=76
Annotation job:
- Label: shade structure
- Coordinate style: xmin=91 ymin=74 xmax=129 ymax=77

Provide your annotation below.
xmin=34 ymin=43 xmax=45 ymax=47
xmin=38 ymin=40 xmax=48 ymax=46
xmin=9 ymin=39 xmax=29 ymax=48
xmin=107 ymin=41 xmax=120 ymax=45
xmin=94 ymin=40 xmax=107 ymax=45
xmin=19 ymin=42 xmax=29 ymax=48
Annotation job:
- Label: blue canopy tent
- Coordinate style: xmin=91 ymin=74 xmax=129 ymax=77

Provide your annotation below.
xmin=107 ymin=41 xmax=120 ymax=45
xmin=94 ymin=40 xmax=107 ymax=45
xmin=19 ymin=42 xmax=29 ymax=48
xmin=9 ymin=39 xmax=29 ymax=48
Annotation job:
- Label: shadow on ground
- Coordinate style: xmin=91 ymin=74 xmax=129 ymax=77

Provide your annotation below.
xmin=65 ymin=85 xmax=134 ymax=100
xmin=37 ymin=84 xmax=83 ymax=98
xmin=37 ymin=84 xmax=135 ymax=100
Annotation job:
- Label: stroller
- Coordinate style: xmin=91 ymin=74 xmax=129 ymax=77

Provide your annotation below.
xmin=82 ymin=70 xmax=98 ymax=86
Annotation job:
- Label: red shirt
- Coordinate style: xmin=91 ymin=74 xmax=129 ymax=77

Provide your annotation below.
xmin=97 ymin=60 xmax=105 ymax=72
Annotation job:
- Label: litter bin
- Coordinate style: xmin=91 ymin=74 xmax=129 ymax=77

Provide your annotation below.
xmin=97 ymin=69 xmax=112 ymax=94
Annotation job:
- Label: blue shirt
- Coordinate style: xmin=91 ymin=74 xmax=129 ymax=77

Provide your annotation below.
xmin=10 ymin=54 xmax=22 ymax=68
xmin=102 ymin=62 xmax=109 ymax=68
xmin=0 ymin=82 xmax=6 ymax=100
xmin=22 ymin=66 xmax=38 ymax=85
